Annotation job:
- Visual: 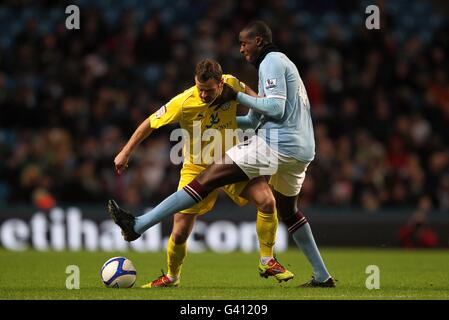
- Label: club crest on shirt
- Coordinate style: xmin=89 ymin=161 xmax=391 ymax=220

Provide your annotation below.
xmin=220 ymin=102 xmax=231 ymax=111
xmin=265 ymin=78 xmax=277 ymax=89
xmin=197 ymin=112 xmax=205 ymax=119
xmin=155 ymin=105 xmax=167 ymax=119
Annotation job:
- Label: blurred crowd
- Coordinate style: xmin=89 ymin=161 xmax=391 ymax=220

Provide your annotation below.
xmin=0 ymin=0 xmax=448 ymax=212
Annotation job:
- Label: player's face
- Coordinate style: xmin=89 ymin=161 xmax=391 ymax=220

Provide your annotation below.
xmin=239 ymin=30 xmax=260 ymax=63
xmin=195 ymin=77 xmax=223 ymax=103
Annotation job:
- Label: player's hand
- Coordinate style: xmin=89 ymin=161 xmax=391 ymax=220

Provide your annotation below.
xmin=114 ymin=151 xmax=129 ymax=175
xmin=219 ymin=83 xmax=238 ymax=103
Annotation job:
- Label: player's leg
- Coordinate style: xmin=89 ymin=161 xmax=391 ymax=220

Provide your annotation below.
xmin=142 ymin=213 xmax=197 ymax=288
xmin=271 ymin=178 xmax=335 ymax=287
xmin=108 ymin=135 xmax=265 ymax=240
xmin=239 ymin=177 xmax=294 ymax=282
xmin=167 ymin=213 xmax=196 ymax=281
xmin=240 ymin=177 xmax=277 ymax=260
xmin=274 ymin=192 xmax=331 ymax=281
xmin=122 ymin=155 xmax=247 ymax=237
xmin=269 ymin=157 xmax=335 ymax=286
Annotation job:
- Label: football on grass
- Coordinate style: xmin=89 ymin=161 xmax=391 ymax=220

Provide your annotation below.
xmin=100 ymin=257 xmax=136 ymax=288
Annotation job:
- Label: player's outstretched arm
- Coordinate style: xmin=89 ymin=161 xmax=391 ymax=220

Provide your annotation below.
xmin=114 ymin=119 xmax=154 ymax=174
xmin=221 ymin=83 xmax=285 ymax=120
xmin=236 ymin=93 xmax=286 ymax=120
xmin=235 ymin=84 xmax=261 ymax=129
xmin=244 ymin=84 xmax=258 ymax=97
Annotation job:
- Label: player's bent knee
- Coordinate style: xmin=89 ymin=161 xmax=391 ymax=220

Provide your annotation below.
xmin=282 ymin=210 xmax=308 ymax=234
xmin=171 ymin=231 xmax=189 ymax=245
xmin=256 ymin=196 xmax=276 ymax=214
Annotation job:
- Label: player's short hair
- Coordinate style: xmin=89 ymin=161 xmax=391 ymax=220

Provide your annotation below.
xmin=242 ymin=20 xmax=272 ymax=44
xmin=195 ymin=59 xmax=223 ymax=83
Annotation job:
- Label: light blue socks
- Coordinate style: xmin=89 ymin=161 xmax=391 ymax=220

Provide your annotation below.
xmin=133 ymin=189 xmax=197 ymax=235
xmin=291 ymin=223 xmax=331 ymax=282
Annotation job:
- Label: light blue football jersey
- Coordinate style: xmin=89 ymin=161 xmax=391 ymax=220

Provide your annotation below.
xmin=254 ymin=52 xmax=315 ymax=163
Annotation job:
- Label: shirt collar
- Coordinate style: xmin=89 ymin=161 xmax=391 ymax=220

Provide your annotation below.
xmin=252 ymin=43 xmax=280 ymax=69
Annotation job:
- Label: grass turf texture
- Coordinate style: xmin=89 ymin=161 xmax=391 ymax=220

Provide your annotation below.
xmin=1 ymin=248 xmax=448 ymax=300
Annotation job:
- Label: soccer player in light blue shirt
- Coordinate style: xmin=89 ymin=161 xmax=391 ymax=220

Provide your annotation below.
xmin=236 ymin=50 xmax=316 ymax=163
xmin=108 ymin=21 xmax=335 ymax=287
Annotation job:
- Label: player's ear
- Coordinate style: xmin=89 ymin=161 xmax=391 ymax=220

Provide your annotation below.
xmin=255 ymin=36 xmax=264 ymax=48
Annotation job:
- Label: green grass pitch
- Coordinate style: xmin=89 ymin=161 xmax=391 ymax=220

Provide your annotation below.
xmin=1 ymin=248 xmax=448 ymax=300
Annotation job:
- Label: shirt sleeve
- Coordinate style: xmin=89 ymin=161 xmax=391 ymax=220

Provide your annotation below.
xmin=260 ymin=57 xmax=287 ymax=100
xmin=224 ymin=75 xmax=246 ymax=93
xmin=236 ymin=93 xmax=285 ymax=120
xmin=148 ymin=97 xmax=182 ymax=129
xmin=234 ymin=57 xmax=287 ymax=120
